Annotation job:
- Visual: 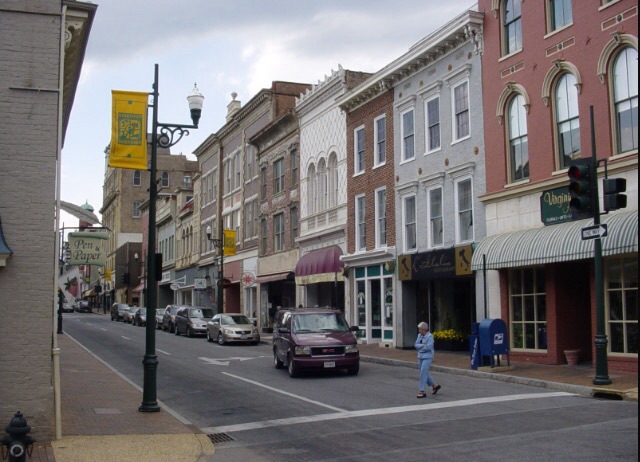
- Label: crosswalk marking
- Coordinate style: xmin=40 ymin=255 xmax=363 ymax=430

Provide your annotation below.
xmin=201 ymin=391 xmax=574 ymax=434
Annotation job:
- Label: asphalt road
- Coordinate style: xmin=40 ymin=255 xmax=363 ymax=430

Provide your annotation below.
xmin=63 ymin=313 xmax=638 ymax=462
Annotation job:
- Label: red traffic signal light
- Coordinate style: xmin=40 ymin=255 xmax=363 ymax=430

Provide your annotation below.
xmin=567 ymin=159 xmax=594 ymax=219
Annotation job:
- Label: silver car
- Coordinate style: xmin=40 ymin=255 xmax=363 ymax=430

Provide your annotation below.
xmin=207 ymin=313 xmax=260 ymax=345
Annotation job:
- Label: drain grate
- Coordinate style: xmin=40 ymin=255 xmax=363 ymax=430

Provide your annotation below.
xmin=207 ymin=433 xmax=235 ymax=444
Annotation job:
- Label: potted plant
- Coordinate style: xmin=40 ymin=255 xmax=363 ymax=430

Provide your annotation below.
xmin=432 ymin=329 xmax=467 ymax=351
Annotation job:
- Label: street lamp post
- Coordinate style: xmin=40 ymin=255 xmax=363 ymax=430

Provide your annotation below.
xmin=206 ymin=225 xmax=223 ymax=314
xmin=140 ymin=64 xmax=204 ymax=413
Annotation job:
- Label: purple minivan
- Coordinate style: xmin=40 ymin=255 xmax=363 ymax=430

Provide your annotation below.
xmin=273 ymin=308 xmax=360 ymax=377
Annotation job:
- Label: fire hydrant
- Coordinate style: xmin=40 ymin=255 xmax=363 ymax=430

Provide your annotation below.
xmin=0 ymin=412 xmax=35 ymax=462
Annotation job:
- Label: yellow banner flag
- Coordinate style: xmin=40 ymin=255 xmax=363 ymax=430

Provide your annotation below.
xmin=223 ymin=230 xmax=237 ymax=257
xmin=110 ymin=90 xmax=148 ymax=170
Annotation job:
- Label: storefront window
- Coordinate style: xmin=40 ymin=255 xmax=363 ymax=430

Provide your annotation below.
xmin=509 ymin=268 xmax=546 ymax=350
xmin=607 ymin=257 xmax=638 ymax=354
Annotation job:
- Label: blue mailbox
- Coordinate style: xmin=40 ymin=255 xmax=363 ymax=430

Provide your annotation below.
xmin=478 ymin=318 xmax=509 ymax=367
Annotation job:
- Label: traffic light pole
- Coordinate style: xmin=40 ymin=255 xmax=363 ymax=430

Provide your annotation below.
xmin=589 ymin=106 xmax=610 ymax=385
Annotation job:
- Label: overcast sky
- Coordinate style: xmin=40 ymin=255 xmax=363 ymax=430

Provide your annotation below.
xmin=61 ymin=0 xmax=476 ymax=226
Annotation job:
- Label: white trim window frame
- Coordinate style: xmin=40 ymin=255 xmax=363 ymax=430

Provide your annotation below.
xmin=452 ymin=80 xmax=470 ymax=143
xmin=374 ymin=187 xmax=387 ymax=248
xmin=612 ymin=47 xmax=638 ymax=154
xmin=424 ymin=95 xmax=441 ymax=153
xmin=354 ymin=125 xmax=365 ymax=175
xmin=403 ymin=194 xmax=417 ymax=252
xmin=428 ymin=186 xmax=443 ymax=248
xmin=455 ymin=177 xmax=474 ymax=244
xmin=355 ymin=194 xmax=366 ymax=252
xmin=374 ymin=115 xmax=386 ymax=168
xmin=401 ymin=108 xmax=415 ymax=162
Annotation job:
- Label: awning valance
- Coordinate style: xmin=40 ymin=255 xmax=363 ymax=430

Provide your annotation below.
xmin=471 ymin=210 xmax=638 ymax=270
xmin=295 ymin=246 xmax=344 ymax=285
xmin=255 ymin=272 xmax=294 ymax=284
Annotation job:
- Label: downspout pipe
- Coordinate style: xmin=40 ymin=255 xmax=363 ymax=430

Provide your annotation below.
xmin=52 ymin=3 xmax=67 ymax=441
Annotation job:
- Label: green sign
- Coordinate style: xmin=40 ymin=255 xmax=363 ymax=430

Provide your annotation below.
xmin=540 ymin=186 xmax=574 ymax=225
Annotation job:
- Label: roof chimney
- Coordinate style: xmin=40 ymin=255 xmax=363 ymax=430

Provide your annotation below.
xmin=226 ymin=92 xmax=241 ymax=122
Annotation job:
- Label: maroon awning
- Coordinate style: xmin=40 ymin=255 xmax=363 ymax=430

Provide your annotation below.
xmin=295 ymin=246 xmax=344 ymax=285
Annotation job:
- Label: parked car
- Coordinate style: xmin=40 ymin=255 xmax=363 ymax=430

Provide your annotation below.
xmin=174 ymin=307 xmax=214 ymax=337
xmin=207 ymin=313 xmax=260 ymax=345
xmin=155 ymin=308 xmax=165 ymax=329
xmin=77 ymin=300 xmax=91 ymax=313
xmin=161 ymin=305 xmax=181 ymax=333
xmin=272 ymin=307 xmax=360 ymax=377
xmin=110 ymin=303 xmax=130 ymax=322
xmin=123 ymin=307 xmax=138 ymax=324
xmin=132 ymin=307 xmax=147 ymax=326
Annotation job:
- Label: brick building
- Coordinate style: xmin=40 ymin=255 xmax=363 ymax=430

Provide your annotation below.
xmin=0 ymin=0 xmax=97 ymax=440
xmin=472 ymin=0 xmax=637 ymax=371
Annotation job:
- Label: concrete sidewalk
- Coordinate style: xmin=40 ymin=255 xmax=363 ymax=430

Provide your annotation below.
xmin=32 ymin=329 xmax=637 ymax=461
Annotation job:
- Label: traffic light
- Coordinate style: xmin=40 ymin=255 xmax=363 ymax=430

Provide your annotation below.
xmin=603 ymin=178 xmax=627 ymax=212
xmin=567 ymin=159 xmax=594 ymax=219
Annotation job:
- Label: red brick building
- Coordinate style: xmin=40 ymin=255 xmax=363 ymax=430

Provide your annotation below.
xmin=473 ymin=0 xmax=637 ymax=372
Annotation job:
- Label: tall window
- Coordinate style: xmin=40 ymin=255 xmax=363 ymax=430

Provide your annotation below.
xmin=503 ymin=0 xmax=522 ymax=55
xmin=273 ymin=213 xmax=284 ymax=252
xmin=456 ymin=178 xmax=473 ymax=243
xmin=429 ymin=187 xmax=443 ymax=247
xmin=510 ymin=268 xmax=547 ymax=350
xmin=401 ymin=109 xmax=415 ymax=161
xmin=318 ymin=159 xmax=327 ymax=211
xmin=375 ymin=188 xmax=386 ymax=248
xmin=453 ymin=82 xmax=470 ymax=140
xmin=355 ymin=195 xmax=366 ymax=251
xmin=374 ymin=116 xmax=386 ymax=166
xmin=612 ymin=47 xmax=638 ymax=154
xmin=260 ymin=219 xmax=267 ymax=254
xmin=548 ymin=0 xmax=572 ymax=32
xmin=354 ymin=127 xmax=365 ymax=174
xmin=328 ymin=153 xmax=338 ymax=208
xmin=290 ymin=149 xmax=298 ymax=187
xmin=245 ymin=145 xmax=255 ymax=180
xmin=161 ymin=171 xmax=169 ymax=188
xmin=555 ymin=73 xmax=581 ymax=168
xmin=260 ymin=167 xmax=267 ymax=200
xmin=290 ymin=207 xmax=298 ymax=246
xmin=307 ymin=165 xmax=316 ymax=214
xmin=426 ymin=96 xmax=441 ymax=152
xmin=132 ymin=201 xmax=141 ymax=218
xmin=273 ymin=158 xmax=285 ymax=194
xmin=607 ymin=257 xmax=638 ymax=354
xmin=508 ymin=94 xmax=529 ymax=182
xmin=133 ymin=170 xmax=141 ymax=186
xmin=403 ymin=195 xmax=416 ymax=252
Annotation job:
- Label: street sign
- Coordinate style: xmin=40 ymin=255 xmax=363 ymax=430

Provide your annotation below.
xmin=581 ymin=224 xmax=608 ymax=240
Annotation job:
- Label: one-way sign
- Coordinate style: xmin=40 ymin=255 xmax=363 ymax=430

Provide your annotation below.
xmin=581 ymin=224 xmax=608 ymax=240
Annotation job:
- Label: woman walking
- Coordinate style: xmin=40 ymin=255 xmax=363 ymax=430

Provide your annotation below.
xmin=415 ymin=321 xmax=441 ymax=398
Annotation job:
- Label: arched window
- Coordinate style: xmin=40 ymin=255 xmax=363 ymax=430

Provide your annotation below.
xmin=555 ymin=73 xmax=580 ymax=169
xmin=612 ymin=47 xmax=638 ymax=154
xmin=317 ymin=158 xmax=327 ymax=211
xmin=508 ymin=94 xmax=529 ymax=182
xmin=328 ymin=153 xmax=338 ymax=208
xmin=307 ymin=164 xmax=316 ymax=215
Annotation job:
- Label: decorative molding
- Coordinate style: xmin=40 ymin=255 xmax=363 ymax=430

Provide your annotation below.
xmin=496 ymin=81 xmax=531 ymax=125
xmin=541 ymin=60 xmax=582 ymax=107
xmin=596 ymin=33 xmax=638 ymax=84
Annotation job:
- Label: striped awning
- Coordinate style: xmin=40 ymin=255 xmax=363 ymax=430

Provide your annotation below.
xmin=471 ymin=210 xmax=638 ymax=270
